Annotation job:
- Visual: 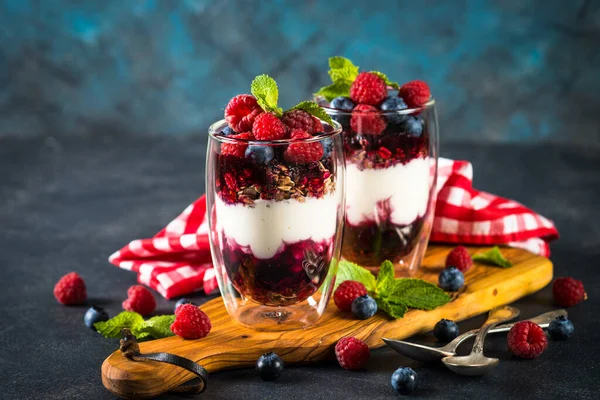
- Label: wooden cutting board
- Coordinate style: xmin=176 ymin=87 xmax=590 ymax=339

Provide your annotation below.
xmin=102 ymin=245 xmax=552 ymax=399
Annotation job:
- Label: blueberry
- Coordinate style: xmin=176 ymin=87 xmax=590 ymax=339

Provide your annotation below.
xmin=548 ymin=315 xmax=574 ymax=340
xmin=221 ymin=125 xmax=235 ymax=136
xmin=321 ymin=137 xmax=334 ymax=158
xmin=391 ymin=367 xmax=418 ymax=395
xmin=84 ymin=306 xmax=109 ymax=330
xmin=330 ymin=96 xmax=355 ymax=111
xmin=380 ymin=96 xmax=408 ymax=124
xmin=433 ymin=319 xmax=459 ymax=342
xmin=351 ymin=295 xmax=378 ymax=319
xmin=245 ymin=145 xmax=274 ymax=164
xmin=174 ymin=298 xmax=198 ymax=313
xmin=399 ymin=116 xmax=424 ymax=136
xmin=438 ymin=266 xmax=464 ymax=291
xmin=256 ymin=352 xmax=284 ymax=381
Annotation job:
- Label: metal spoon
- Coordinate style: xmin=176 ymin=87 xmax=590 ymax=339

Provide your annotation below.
xmin=382 ymin=309 xmax=566 ymax=363
xmin=441 ymin=305 xmax=520 ymax=375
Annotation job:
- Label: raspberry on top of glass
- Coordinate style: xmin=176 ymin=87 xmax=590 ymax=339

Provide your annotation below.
xmin=208 ymin=75 xmax=344 ymax=308
xmin=315 ymin=57 xmax=438 ymax=272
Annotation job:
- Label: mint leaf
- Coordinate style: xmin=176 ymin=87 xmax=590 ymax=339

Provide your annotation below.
xmin=370 ymin=71 xmax=399 ymax=89
xmin=376 ymin=260 xmax=395 ymax=297
xmin=473 ymin=246 xmax=513 ymax=268
xmin=136 ymin=315 xmax=176 ymax=339
xmin=376 ymin=298 xmax=408 ymax=319
xmin=328 ymin=56 xmax=359 ymax=83
xmin=250 ymin=74 xmax=282 ymax=116
xmin=335 ymin=260 xmax=377 ymax=292
xmin=290 ymin=101 xmax=334 ymax=127
xmin=94 ymin=311 xmax=145 ymax=339
xmin=389 ymin=279 xmax=451 ymax=310
xmin=315 ymin=81 xmax=351 ymax=101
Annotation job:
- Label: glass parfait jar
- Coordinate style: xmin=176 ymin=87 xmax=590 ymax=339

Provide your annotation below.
xmin=206 ymin=119 xmax=345 ymax=330
xmin=319 ymin=96 xmax=439 ymax=276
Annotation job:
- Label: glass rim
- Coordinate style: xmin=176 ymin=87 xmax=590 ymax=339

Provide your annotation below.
xmin=316 ymin=96 xmax=436 ymax=116
xmin=208 ymin=118 xmax=343 ymax=145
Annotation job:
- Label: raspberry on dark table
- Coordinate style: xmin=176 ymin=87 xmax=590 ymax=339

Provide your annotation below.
xmin=53 ymin=272 xmax=87 ymax=305
xmin=507 ymin=321 xmax=548 ymax=359
xmin=552 ymin=277 xmax=586 ymax=307
xmin=122 ymin=285 xmax=156 ymax=316
xmin=335 ymin=337 xmax=370 ymax=370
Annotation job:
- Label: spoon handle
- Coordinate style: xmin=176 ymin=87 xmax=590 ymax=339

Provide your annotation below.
xmin=448 ymin=309 xmax=567 ymax=350
xmin=471 ymin=306 xmax=520 ymax=355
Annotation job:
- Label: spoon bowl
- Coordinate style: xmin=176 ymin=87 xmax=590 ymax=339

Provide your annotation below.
xmin=442 ymin=354 xmax=499 ymax=376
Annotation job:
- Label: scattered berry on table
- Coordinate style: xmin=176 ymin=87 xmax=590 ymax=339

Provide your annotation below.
xmin=221 ymin=132 xmax=254 ymax=158
xmin=221 ymin=125 xmax=236 ymax=136
xmin=282 ymin=109 xmax=318 ymax=134
xmin=350 ymin=104 xmax=387 ymax=135
xmin=170 ymin=303 xmax=212 ymax=340
xmin=283 ymin=129 xmax=324 ymax=164
xmin=391 ymin=367 xmax=418 ymax=395
xmin=122 ymin=285 xmax=156 ymax=316
xmin=438 ymin=266 xmax=465 ymax=292
xmin=335 ymin=337 xmax=370 ymax=370
xmin=351 ymin=295 xmax=378 ymax=319
xmin=433 ymin=319 xmax=459 ymax=342
xmin=174 ymin=298 xmax=198 ymax=313
xmin=224 ymin=94 xmax=263 ymax=132
xmin=53 ymin=272 xmax=87 ymax=305
xmin=330 ymin=96 xmax=355 ymax=111
xmin=548 ymin=315 xmax=574 ymax=340
xmin=252 ymin=112 xmax=288 ymax=141
xmin=399 ymin=80 xmax=431 ymax=108
xmin=380 ymin=95 xmax=408 ymax=124
xmin=399 ymin=116 xmax=424 ymax=137
xmin=256 ymin=352 xmax=284 ymax=381
xmin=552 ymin=277 xmax=586 ymax=307
xmin=445 ymin=246 xmax=473 ymax=272
xmin=507 ymin=321 xmax=548 ymax=359
xmin=350 ymin=72 xmax=388 ymax=106
xmin=321 ymin=137 xmax=333 ymax=158
xmin=334 ymin=280 xmax=368 ymax=312
xmin=245 ymin=145 xmax=274 ymax=164
xmin=84 ymin=306 xmax=109 ymax=330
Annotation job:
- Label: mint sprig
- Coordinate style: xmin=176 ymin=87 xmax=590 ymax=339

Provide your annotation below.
xmin=335 ymin=259 xmax=451 ymax=319
xmin=94 ymin=311 xmax=176 ymax=341
xmin=250 ymin=74 xmax=283 ymax=117
xmin=473 ymin=246 xmax=513 ymax=268
xmin=289 ymin=100 xmax=334 ymax=127
xmin=315 ymin=56 xmax=359 ymax=101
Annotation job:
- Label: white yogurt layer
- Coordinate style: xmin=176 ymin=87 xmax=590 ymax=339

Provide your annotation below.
xmin=345 ymin=157 xmax=431 ymax=226
xmin=215 ymin=194 xmax=340 ymax=259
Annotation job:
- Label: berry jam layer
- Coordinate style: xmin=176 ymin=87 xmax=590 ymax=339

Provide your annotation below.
xmin=342 ymin=216 xmax=425 ymax=266
xmin=222 ymin=237 xmax=334 ymax=306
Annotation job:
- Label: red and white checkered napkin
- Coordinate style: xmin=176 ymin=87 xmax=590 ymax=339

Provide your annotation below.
xmin=109 ymin=158 xmax=559 ymax=299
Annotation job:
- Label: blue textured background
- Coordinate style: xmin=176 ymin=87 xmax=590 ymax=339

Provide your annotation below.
xmin=0 ymin=0 xmax=598 ymax=142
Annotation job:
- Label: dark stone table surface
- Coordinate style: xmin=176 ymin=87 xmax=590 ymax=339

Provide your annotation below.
xmin=0 ymin=136 xmax=598 ymax=399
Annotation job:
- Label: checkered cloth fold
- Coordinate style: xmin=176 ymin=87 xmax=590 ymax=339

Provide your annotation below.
xmin=109 ymin=158 xmax=558 ymax=299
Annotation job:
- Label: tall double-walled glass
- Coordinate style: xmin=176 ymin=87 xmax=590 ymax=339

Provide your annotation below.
xmin=319 ymin=96 xmax=439 ymax=275
xmin=206 ymin=119 xmax=345 ymax=330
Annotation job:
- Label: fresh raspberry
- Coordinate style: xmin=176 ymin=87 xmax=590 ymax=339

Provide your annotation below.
xmin=252 ymin=113 xmax=288 ymax=141
xmin=221 ymin=132 xmax=254 ymax=158
xmin=283 ymin=129 xmax=324 ymax=164
xmin=445 ymin=246 xmax=473 ymax=272
xmin=507 ymin=321 xmax=548 ymax=359
xmin=53 ymin=272 xmax=87 ymax=305
xmin=224 ymin=94 xmax=263 ymax=132
xmin=552 ymin=277 xmax=586 ymax=307
xmin=170 ymin=303 xmax=212 ymax=340
xmin=350 ymin=104 xmax=386 ymax=135
xmin=334 ymin=280 xmax=368 ymax=312
xmin=122 ymin=285 xmax=156 ymax=316
xmin=349 ymin=72 xmax=387 ymax=106
xmin=312 ymin=116 xmax=323 ymax=133
xmin=399 ymin=80 xmax=431 ymax=108
xmin=282 ymin=109 xmax=317 ymax=134
xmin=335 ymin=337 xmax=370 ymax=370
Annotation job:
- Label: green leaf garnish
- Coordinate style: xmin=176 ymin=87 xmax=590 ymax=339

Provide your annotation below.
xmin=94 ymin=311 xmax=145 ymax=339
xmin=335 ymin=260 xmax=377 ymax=292
xmin=375 ymin=260 xmax=395 ymax=297
xmin=289 ymin=100 xmax=334 ymax=127
xmin=135 ymin=315 xmax=176 ymax=339
xmin=370 ymin=71 xmax=399 ymax=89
xmin=315 ymin=81 xmax=352 ymax=102
xmin=376 ymin=298 xmax=408 ymax=319
xmin=94 ymin=311 xmax=176 ymax=341
xmin=250 ymin=74 xmax=283 ymax=116
xmin=472 ymin=246 xmax=513 ymax=268
xmin=315 ymin=56 xmax=360 ymax=101
xmin=389 ymin=279 xmax=451 ymax=310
